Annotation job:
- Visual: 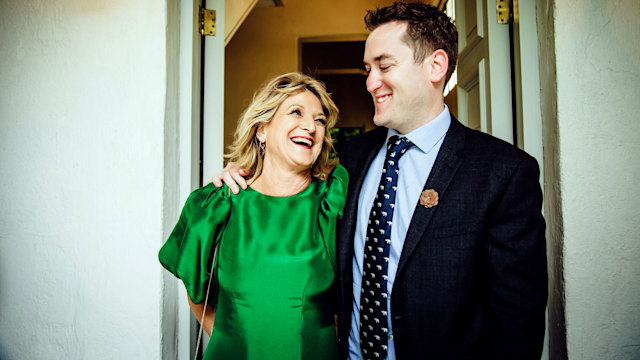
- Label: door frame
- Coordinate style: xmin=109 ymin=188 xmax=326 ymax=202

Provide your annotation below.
xmin=170 ymin=0 xmax=547 ymax=358
xmin=173 ymin=0 xmax=203 ymax=359
xmin=513 ymin=0 xmax=544 ymax=177
xmin=169 ymin=0 xmax=225 ymax=359
xmin=513 ymin=2 xmax=547 ymax=357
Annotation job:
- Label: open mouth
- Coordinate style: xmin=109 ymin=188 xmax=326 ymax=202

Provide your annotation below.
xmin=291 ymin=136 xmax=313 ymax=149
xmin=376 ymin=94 xmax=391 ymax=103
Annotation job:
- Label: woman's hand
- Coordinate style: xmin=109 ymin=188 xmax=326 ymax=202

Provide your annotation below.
xmin=209 ymin=162 xmax=250 ymax=195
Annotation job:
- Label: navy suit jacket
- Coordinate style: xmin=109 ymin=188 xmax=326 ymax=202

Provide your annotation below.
xmin=337 ymin=118 xmax=547 ymax=359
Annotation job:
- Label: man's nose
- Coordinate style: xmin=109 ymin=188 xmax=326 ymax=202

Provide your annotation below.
xmin=366 ymin=71 xmax=380 ymax=93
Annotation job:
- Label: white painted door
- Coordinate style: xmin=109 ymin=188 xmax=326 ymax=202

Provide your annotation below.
xmin=197 ymin=0 xmax=226 ymax=357
xmin=202 ymin=0 xmax=226 ymax=181
xmin=455 ymin=0 xmax=513 ymax=143
xmin=174 ymin=0 xmax=225 ymax=359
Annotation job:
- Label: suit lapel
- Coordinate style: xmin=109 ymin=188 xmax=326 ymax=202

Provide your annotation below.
xmin=396 ymin=118 xmax=466 ymax=276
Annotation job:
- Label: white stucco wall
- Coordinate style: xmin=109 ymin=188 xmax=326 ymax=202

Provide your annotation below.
xmin=554 ymin=1 xmax=640 ymax=358
xmin=0 ymin=0 xmax=177 ymax=358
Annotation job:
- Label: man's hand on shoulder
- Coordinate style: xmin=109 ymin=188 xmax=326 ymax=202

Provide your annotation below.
xmin=208 ymin=162 xmax=250 ymax=194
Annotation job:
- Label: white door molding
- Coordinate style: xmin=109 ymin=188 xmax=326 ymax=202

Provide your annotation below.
xmin=456 ymin=0 xmax=513 ymax=143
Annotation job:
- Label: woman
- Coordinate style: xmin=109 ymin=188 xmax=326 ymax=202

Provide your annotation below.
xmin=159 ymin=72 xmax=347 ymax=360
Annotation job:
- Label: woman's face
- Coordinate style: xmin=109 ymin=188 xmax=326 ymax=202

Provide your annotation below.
xmin=257 ymin=90 xmax=327 ymax=174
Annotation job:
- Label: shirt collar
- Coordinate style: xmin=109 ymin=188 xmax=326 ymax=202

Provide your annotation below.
xmin=385 ymin=104 xmax=451 ymax=154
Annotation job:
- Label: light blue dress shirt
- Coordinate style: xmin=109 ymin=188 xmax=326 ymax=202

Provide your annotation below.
xmin=349 ymin=106 xmax=451 ymax=360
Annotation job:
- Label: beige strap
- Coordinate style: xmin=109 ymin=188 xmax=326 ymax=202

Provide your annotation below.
xmin=194 ymin=243 xmax=218 ymax=360
xmin=194 ymin=187 xmax=228 ymax=358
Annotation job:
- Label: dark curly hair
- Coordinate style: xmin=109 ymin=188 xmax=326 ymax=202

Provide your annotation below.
xmin=365 ymin=1 xmax=458 ymax=84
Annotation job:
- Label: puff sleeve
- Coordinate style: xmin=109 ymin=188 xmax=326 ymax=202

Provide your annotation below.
xmin=158 ymin=184 xmax=231 ymax=305
xmin=318 ymin=165 xmax=349 ymax=273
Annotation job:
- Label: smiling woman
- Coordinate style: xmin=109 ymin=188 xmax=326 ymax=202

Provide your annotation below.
xmin=159 ymin=72 xmax=348 ymax=360
xmin=226 ymin=73 xmax=339 ymax=187
xmin=253 ymin=90 xmax=328 ymax=194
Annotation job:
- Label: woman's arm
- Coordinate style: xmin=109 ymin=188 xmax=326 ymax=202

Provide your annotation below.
xmin=187 ymin=292 xmax=216 ymax=336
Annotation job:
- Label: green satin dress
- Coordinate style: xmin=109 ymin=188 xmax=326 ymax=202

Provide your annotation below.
xmin=159 ymin=165 xmax=348 ymax=360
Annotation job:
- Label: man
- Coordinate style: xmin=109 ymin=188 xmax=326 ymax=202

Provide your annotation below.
xmin=335 ymin=3 xmax=547 ymax=359
xmin=214 ymin=2 xmax=547 ymax=359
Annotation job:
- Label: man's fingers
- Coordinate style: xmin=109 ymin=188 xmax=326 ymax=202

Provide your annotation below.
xmin=222 ymin=171 xmax=241 ymax=194
xmin=205 ymin=174 xmax=222 ymax=186
xmin=231 ymin=171 xmax=248 ymax=190
xmin=218 ymin=162 xmax=248 ymax=194
xmin=211 ymin=174 xmax=223 ymax=187
xmin=203 ymin=162 xmax=248 ymax=194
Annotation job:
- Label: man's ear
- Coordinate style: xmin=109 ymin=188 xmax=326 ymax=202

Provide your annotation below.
xmin=425 ymin=49 xmax=449 ymax=84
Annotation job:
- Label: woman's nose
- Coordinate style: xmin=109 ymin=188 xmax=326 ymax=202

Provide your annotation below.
xmin=301 ymin=116 xmax=315 ymax=132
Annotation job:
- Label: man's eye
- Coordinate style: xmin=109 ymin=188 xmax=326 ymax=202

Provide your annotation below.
xmin=380 ymin=65 xmax=391 ymax=71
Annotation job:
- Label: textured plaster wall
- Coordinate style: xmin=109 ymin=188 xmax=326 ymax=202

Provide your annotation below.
xmin=552 ymin=0 xmax=640 ymax=358
xmin=224 ymin=0 xmax=396 ymax=152
xmin=0 ymin=0 xmax=176 ymax=358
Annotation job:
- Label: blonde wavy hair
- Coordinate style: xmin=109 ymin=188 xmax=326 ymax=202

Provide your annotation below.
xmin=225 ymin=72 xmax=339 ymax=181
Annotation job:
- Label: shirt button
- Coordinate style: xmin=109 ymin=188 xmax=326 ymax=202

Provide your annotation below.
xmin=389 ymin=334 xmax=394 ymax=341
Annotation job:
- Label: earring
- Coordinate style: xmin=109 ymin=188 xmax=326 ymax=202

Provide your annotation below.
xmin=258 ymin=141 xmax=266 ymax=156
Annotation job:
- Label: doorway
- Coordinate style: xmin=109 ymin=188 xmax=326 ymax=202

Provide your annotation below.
xmin=190 ymin=1 xmax=548 ymax=359
xmin=299 ymin=36 xmax=372 ymax=155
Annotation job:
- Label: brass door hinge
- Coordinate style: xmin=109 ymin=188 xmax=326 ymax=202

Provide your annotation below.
xmin=199 ymin=8 xmax=216 ymax=36
xmin=496 ymin=0 xmax=511 ymax=24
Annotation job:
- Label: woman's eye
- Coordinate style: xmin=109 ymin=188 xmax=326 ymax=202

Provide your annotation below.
xmin=380 ymin=65 xmax=391 ymax=71
xmin=290 ymin=109 xmax=302 ymax=116
xmin=316 ymin=118 xmax=327 ymax=126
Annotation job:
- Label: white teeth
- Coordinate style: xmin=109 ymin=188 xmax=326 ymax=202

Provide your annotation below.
xmin=376 ymin=95 xmax=391 ymax=103
xmin=291 ymin=137 xmax=312 ymax=147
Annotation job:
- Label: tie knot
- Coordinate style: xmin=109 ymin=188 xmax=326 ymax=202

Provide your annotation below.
xmin=386 ymin=136 xmax=414 ymax=160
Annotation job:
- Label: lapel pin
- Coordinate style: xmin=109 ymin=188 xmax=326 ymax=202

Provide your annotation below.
xmin=420 ymin=189 xmax=439 ymax=208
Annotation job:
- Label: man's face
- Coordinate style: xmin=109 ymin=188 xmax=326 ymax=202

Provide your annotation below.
xmin=364 ymin=21 xmax=435 ymax=134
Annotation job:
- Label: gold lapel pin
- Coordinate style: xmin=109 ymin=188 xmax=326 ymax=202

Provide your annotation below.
xmin=420 ymin=189 xmax=439 ymax=208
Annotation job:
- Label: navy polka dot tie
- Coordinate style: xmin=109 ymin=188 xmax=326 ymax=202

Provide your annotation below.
xmin=360 ymin=135 xmax=414 ymax=360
